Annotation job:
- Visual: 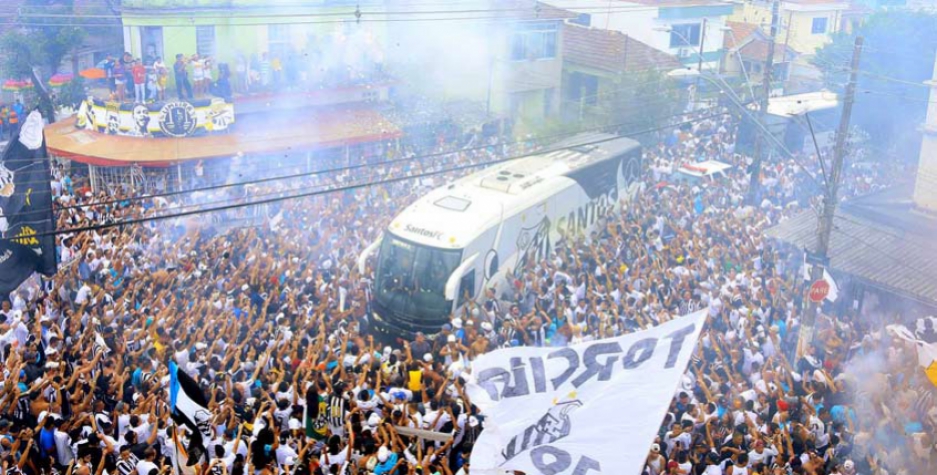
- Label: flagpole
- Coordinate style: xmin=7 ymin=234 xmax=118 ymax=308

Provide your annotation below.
xmin=171 ymin=426 xmax=185 ymax=475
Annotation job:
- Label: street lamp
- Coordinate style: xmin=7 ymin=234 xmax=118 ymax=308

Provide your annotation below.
xmin=720 ymin=25 xmax=757 ymax=101
xmin=655 ymin=20 xmax=707 ymax=108
xmin=654 ymin=19 xmax=707 ymax=76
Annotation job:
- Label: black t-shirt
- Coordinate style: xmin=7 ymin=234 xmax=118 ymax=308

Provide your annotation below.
xmin=128 ymin=442 xmax=150 ymax=460
xmin=410 ymin=340 xmax=431 ymax=359
xmin=174 ymin=60 xmax=188 ymax=80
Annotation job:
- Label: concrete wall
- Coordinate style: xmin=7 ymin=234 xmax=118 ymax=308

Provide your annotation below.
xmin=731 ymin=1 xmax=847 ymax=55
xmin=913 ymin=58 xmax=937 ymax=212
xmin=550 ymin=0 xmax=728 ymax=71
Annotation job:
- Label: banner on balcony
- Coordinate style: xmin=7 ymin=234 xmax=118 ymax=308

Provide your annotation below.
xmin=76 ymin=97 xmax=234 ymax=138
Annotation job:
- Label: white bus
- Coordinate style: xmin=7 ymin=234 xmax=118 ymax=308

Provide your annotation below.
xmin=359 ymin=133 xmax=643 ymax=336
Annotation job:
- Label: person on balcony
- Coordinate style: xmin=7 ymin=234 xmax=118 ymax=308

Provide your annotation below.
xmin=131 ymin=59 xmax=147 ymax=104
xmin=174 ymin=53 xmax=193 ymax=101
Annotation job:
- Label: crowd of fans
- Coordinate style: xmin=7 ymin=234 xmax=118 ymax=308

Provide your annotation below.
xmin=1 ymin=107 xmax=934 ymax=475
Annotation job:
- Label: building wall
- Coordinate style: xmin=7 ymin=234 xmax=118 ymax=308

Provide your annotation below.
xmin=549 ymin=1 xmax=729 ymax=71
xmin=913 ymin=57 xmax=937 ymax=212
xmin=731 ymin=1 xmax=847 ymax=55
xmin=384 ymin=18 xmax=564 ymax=122
xmin=122 ymin=6 xmax=388 ymax=93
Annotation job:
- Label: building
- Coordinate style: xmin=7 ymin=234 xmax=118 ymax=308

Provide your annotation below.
xmin=385 ymin=1 xmax=573 ymax=125
xmin=766 ymin=54 xmax=937 ymax=316
xmin=730 ymin=0 xmax=852 ymax=56
xmin=547 ymin=0 xmax=734 ymax=72
xmin=120 ymin=0 xmax=390 ymax=106
xmin=561 ymin=23 xmax=681 ymax=122
xmin=721 ymin=20 xmax=798 ymax=89
xmin=729 ymin=0 xmax=861 ymax=91
xmin=47 ymin=0 xmax=571 ymax=192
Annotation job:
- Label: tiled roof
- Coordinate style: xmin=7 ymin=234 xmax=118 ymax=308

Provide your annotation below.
xmin=563 ymin=24 xmax=681 ymax=74
xmin=765 ymin=207 xmax=937 ymax=305
xmin=738 ymin=37 xmax=799 ymax=62
xmin=723 ymin=21 xmax=761 ymax=49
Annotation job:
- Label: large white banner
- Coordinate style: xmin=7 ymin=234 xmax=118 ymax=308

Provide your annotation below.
xmin=466 ymin=311 xmax=706 ymax=475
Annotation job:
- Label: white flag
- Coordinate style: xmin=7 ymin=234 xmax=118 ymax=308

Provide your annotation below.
xmin=466 ymin=311 xmax=706 ymax=475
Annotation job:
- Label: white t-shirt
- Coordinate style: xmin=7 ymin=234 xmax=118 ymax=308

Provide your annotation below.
xmin=748 ymin=446 xmax=778 ymax=466
xmin=136 ymin=460 xmax=158 ymax=475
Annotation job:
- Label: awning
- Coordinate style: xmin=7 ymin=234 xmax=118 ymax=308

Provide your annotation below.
xmin=765 ymin=207 xmax=937 ymax=305
xmin=46 ymin=107 xmax=402 ymax=167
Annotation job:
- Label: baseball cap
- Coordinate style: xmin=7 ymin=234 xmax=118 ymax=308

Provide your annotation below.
xmin=651 ymin=443 xmax=660 ymax=453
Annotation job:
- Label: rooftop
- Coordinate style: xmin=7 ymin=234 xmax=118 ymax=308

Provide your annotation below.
xmin=738 ymin=36 xmax=799 ymax=63
xmin=564 ymin=23 xmax=681 ymax=74
xmin=766 ymin=183 xmax=937 ymax=305
xmin=723 ymin=21 xmax=761 ymax=49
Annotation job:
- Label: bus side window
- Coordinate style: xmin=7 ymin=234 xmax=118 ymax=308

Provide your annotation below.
xmin=458 ymin=270 xmax=476 ymax=306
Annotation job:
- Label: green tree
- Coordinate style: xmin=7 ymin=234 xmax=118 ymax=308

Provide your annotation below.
xmin=813 ymin=10 xmax=937 ymax=156
xmin=610 ymin=70 xmax=688 ymax=145
xmin=1 ymin=0 xmax=91 ymax=117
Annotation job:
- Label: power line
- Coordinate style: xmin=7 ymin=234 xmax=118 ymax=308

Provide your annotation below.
xmin=1 ymin=111 xmax=731 ymax=242
xmin=14 ymin=4 xmax=660 ymax=20
xmin=1 ymin=4 xmax=664 ymax=28
xmin=6 ymin=104 xmax=715 ymax=218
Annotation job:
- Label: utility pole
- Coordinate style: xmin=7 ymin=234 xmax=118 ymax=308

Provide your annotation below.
xmin=747 ymin=0 xmax=780 ymax=205
xmin=796 ymin=36 xmax=863 ymax=360
xmin=695 ymin=17 xmax=707 ymax=108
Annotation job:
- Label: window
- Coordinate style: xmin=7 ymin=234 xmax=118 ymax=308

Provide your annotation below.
xmin=669 ymin=23 xmax=701 ymax=48
xmin=268 ymin=24 xmax=291 ymax=58
xmin=459 ymin=270 xmax=476 ymax=305
xmin=569 ymin=72 xmax=599 ymax=106
xmin=374 ymin=234 xmax=464 ymax=321
xmin=811 ymin=17 xmax=828 ymax=34
xmin=570 ymin=13 xmax=591 ymax=27
xmin=509 ymin=21 xmax=558 ymax=61
xmin=141 ymin=27 xmax=163 ymax=65
xmin=196 ymin=26 xmax=215 ymax=58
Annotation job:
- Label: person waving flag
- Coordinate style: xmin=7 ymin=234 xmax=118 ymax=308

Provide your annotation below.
xmin=169 ymin=361 xmax=212 ymax=466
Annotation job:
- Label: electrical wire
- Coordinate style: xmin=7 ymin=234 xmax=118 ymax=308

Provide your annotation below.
xmin=1 ymin=4 xmax=665 ymax=28
xmin=4 ymin=81 xmax=696 ymax=193
xmin=5 ymin=104 xmax=726 ymax=219
xmin=1 ymin=110 xmax=732 ymax=241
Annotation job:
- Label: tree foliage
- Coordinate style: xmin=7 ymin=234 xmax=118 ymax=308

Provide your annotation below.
xmin=813 ymin=11 xmax=937 ymax=156
xmin=0 ymin=1 xmax=95 ymax=118
xmin=1 ymin=0 xmax=88 ymax=79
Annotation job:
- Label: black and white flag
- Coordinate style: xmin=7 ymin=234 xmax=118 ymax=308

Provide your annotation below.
xmin=0 ymin=110 xmax=57 ymax=298
xmin=169 ymin=361 xmax=212 ymax=466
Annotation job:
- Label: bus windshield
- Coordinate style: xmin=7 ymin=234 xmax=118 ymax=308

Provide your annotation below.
xmin=374 ymin=234 xmax=463 ymax=326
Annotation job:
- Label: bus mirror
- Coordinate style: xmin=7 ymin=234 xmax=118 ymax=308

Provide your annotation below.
xmin=357 ymin=233 xmax=383 ymax=275
xmin=444 ymin=253 xmax=478 ymax=301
